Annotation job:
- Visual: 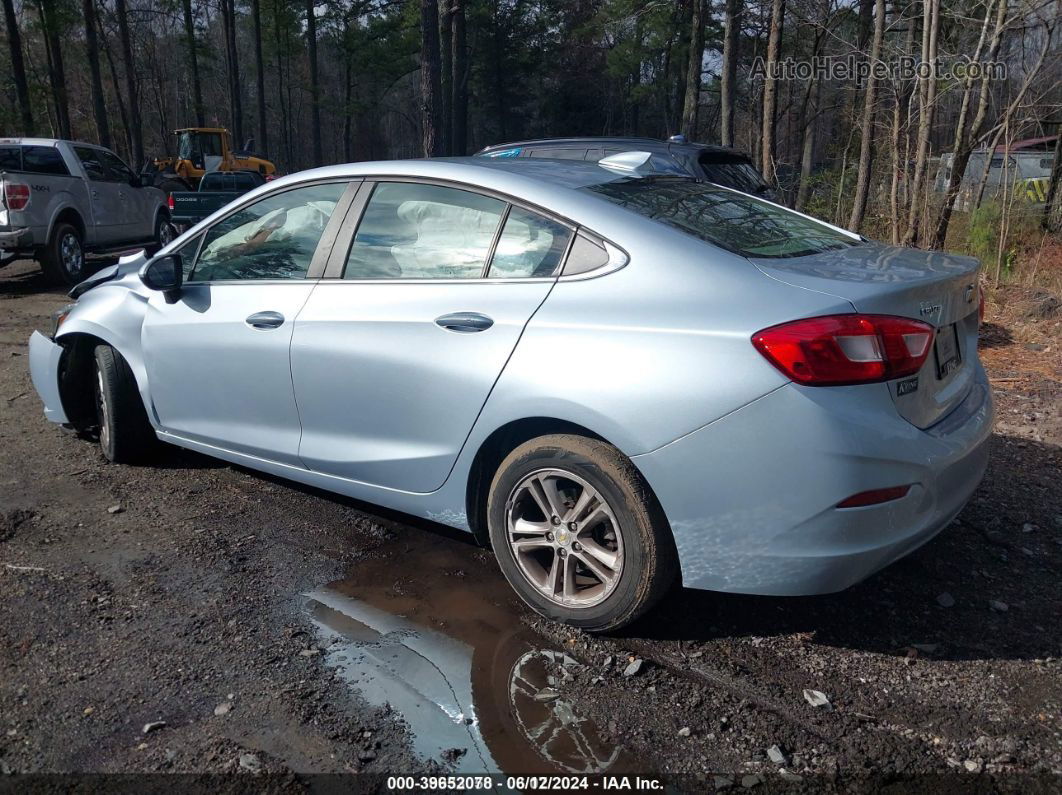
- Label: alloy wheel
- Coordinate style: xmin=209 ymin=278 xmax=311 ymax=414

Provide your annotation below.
xmin=505 ymin=468 xmax=624 ymax=608
xmin=61 ymin=233 xmax=84 ymax=280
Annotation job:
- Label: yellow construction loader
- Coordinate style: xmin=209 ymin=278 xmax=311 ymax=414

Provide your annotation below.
xmin=144 ymin=127 xmax=277 ymax=194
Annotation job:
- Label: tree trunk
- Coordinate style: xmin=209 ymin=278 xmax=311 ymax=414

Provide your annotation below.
xmin=3 ymin=0 xmax=34 ymax=133
xmin=680 ymin=0 xmax=706 ymax=138
xmin=929 ymin=0 xmax=1005 ymax=249
xmin=719 ymin=0 xmax=741 ymax=147
xmin=306 ymin=0 xmax=322 ymax=165
xmin=889 ymin=1 xmax=917 ymax=245
xmin=251 ymin=0 xmax=268 ymax=154
xmin=181 ymin=0 xmax=204 ymax=126
xmin=115 ymin=0 xmax=143 ymax=166
xmin=847 ymin=0 xmax=885 ymax=232
xmin=440 ymin=1 xmax=453 ymax=156
xmin=794 ymin=76 xmax=820 ymax=212
xmin=82 ymin=0 xmax=111 ymax=148
xmin=99 ymin=13 xmax=132 ymax=159
xmin=901 ymin=0 xmax=940 ymax=246
xmin=420 ymin=0 xmax=442 ymax=157
xmin=760 ymin=0 xmax=785 ymax=185
xmin=221 ymin=0 xmax=243 ymax=146
xmin=1043 ymin=128 xmax=1062 ymax=232
xmin=37 ymin=1 xmax=71 ymax=139
xmin=451 ymin=0 xmax=468 ymax=155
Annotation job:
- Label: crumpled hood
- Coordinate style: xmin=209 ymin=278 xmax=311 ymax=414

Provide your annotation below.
xmin=69 ymin=251 xmax=148 ymax=298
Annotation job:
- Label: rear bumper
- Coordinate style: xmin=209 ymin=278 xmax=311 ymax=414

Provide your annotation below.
xmin=28 ymin=330 xmax=69 ymax=424
xmin=0 ymin=226 xmax=29 ymax=248
xmin=632 ymin=364 xmax=994 ymax=595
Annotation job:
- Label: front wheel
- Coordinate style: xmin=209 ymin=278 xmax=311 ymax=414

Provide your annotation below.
xmin=94 ymin=345 xmax=157 ymax=464
xmin=487 ymin=434 xmax=678 ymax=633
xmin=148 ymin=215 xmax=177 ymax=256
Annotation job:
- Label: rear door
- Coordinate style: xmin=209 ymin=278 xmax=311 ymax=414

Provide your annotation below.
xmin=291 ymin=180 xmax=574 ymax=492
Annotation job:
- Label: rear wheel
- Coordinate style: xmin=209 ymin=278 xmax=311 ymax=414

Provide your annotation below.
xmin=94 ymin=345 xmax=156 ymax=464
xmin=148 ymin=214 xmax=177 ymax=256
xmin=41 ymin=222 xmax=85 ymax=286
xmin=487 ymin=434 xmax=678 ymax=632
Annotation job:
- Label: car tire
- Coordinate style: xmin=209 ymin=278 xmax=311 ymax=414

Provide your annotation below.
xmin=41 ymin=222 xmax=86 ymax=286
xmin=487 ymin=434 xmax=678 ymax=633
xmin=93 ymin=344 xmax=156 ymax=464
xmin=148 ymin=214 xmax=177 ymax=256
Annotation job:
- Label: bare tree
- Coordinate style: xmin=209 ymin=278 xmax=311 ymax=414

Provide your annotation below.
xmin=220 ymin=0 xmax=243 ymax=146
xmin=451 ymin=0 xmax=468 ymax=154
xmin=440 ymin=0 xmax=453 ymax=156
xmin=720 ymin=0 xmax=741 ymax=147
xmin=306 ymin=0 xmax=322 ymax=165
xmin=848 ymin=0 xmax=885 ymax=231
xmin=929 ymin=0 xmax=1005 ymax=248
xmin=181 ymin=0 xmax=204 ymax=126
xmin=36 ymin=0 xmax=72 ymax=139
xmin=1044 ymin=126 xmax=1062 ymax=232
xmin=251 ymin=0 xmax=268 ymax=153
xmin=115 ymin=0 xmax=143 ymax=165
xmin=421 ymin=0 xmax=442 ymax=157
xmin=82 ymin=0 xmax=111 ymax=147
xmin=3 ymin=0 xmax=34 ymax=133
xmin=901 ymin=0 xmax=940 ymax=246
xmin=681 ymin=0 xmax=706 ymax=138
xmin=760 ymin=0 xmax=785 ymax=185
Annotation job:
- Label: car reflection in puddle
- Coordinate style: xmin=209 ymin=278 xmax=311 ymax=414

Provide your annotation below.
xmin=303 ymin=536 xmax=638 ymax=775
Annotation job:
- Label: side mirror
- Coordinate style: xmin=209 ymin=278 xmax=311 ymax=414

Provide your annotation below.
xmin=140 ymin=254 xmax=183 ymax=301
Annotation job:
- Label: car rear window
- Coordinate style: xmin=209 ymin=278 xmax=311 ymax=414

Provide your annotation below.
xmin=22 ymin=146 xmax=70 ymax=176
xmin=583 ymin=177 xmax=858 ymax=258
xmin=0 ymin=146 xmax=21 ymax=171
xmin=699 ymin=153 xmax=768 ymax=194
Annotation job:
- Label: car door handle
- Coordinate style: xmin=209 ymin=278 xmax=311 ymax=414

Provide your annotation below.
xmin=434 ymin=312 xmax=494 ymax=333
xmin=245 ymin=311 xmax=285 ymax=329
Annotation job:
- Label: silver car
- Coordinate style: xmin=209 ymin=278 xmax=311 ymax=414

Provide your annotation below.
xmin=28 ymin=157 xmax=993 ymax=631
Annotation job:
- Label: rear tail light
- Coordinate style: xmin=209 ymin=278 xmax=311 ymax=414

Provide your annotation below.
xmin=752 ymin=314 xmax=934 ymax=386
xmin=837 ymin=485 xmax=911 ymax=508
xmin=3 ymin=181 xmax=30 ymax=211
xmin=167 ymin=193 xmax=175 ymax=211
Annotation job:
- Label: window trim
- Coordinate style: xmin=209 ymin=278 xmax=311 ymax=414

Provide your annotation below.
xmin=322 ymin=175 xmax=625 ymax=284
xmin=182 ymin=178 xmax=360 ymax=285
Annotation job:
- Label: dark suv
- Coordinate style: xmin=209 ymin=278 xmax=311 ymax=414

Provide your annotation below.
xmin=476 ymin=136 xmax=774 ymax=199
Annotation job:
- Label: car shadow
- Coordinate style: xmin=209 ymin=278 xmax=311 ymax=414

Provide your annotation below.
xmin=977 ymin=321 xmax=1014 ymax=348
xmin=0 ymin=266 xmax=69 ymax=298
xmin=629 ymin=433 xmax=1060 ymax=663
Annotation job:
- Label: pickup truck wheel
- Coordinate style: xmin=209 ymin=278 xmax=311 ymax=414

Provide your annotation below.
xmin=41 ymin=222 xmax=85 ymax=286
xmin=94 ymin=344 xmax=157 ymax=464
xmin=148 ymin=215 xmax=177 ymax=256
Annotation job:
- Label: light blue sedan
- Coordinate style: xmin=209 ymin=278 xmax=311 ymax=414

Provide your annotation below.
xmin=28 ymin=157 xmax=993 ymax=631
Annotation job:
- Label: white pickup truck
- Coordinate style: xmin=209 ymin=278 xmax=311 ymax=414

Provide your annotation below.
xmin=0 ymin=138 xmax=173 ymax=285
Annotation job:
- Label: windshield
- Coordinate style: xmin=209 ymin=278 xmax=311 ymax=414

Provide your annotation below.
xmin=582 ymin=177 xmax=858 ymax=258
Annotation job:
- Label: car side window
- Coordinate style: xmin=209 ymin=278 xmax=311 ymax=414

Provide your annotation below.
xmin=189 ymin=182 xmax=346 ymax=282
xmin=96 ymin=150 xmax=136 ymax=183
xmin=74 ymin=147 xmax=107 ymax=181
xmin=171 ymin=232 xmax=205 ymax=277
xmin=487 ymin=207 xmax=572 ymax=278
xmin=344 ymin=182 xmax=505 ymax=279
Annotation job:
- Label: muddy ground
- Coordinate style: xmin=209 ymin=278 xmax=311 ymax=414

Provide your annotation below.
xmin=1 ymin=258 xmax=1060 ymax=789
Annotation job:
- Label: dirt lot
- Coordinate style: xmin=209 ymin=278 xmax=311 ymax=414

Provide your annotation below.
xmin=1 ymin=258 xmax=1060 ymax=788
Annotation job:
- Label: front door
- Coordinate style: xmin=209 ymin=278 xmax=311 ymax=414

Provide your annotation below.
xmin=291 ymin=181 xmax=575 ymax=492
xmin=141 ymin=180 xmax=353 ymax=464
xmin=73 ymin=146 xmax=124 ymax=245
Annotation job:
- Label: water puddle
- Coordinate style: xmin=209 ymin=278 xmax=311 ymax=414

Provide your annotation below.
xmin=303 ymin=535 xmax=639 ymax=775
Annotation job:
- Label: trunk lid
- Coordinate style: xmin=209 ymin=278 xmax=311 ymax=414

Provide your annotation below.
xmin=751 ymin=242 xmax=982 ymax=429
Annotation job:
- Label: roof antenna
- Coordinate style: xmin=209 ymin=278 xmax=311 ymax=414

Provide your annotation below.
xmin=668 ymin=134 xmax=687 ymax=144
xmin=598 ymin=151 xmax=654 ymax=174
